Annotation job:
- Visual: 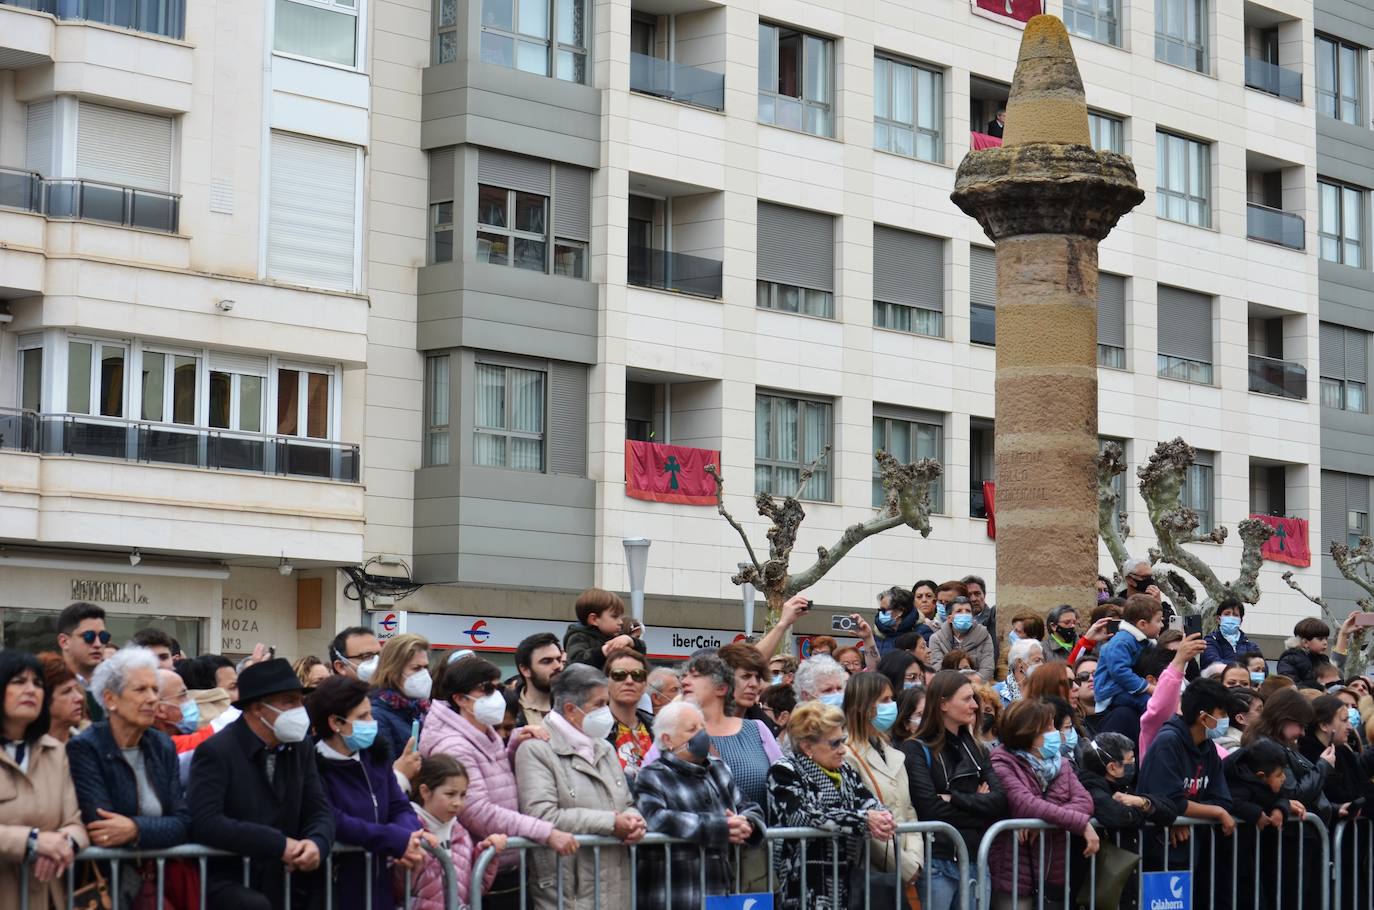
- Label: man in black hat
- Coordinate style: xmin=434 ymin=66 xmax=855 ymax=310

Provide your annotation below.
xmin=188 ymin=657 xmax=334 ymax=910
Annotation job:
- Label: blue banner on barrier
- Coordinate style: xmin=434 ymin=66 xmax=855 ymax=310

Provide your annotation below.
xmin=705 ymin=895 xmax=774 ymax=910
xmin=1142 ymin=871 xmax=1190 ymax=910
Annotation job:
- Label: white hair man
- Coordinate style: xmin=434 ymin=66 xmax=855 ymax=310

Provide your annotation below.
xmin=633 ymin=700 xmax=766 ymax=910
xmin=995 ymin=638 xmax=1044 ymax=704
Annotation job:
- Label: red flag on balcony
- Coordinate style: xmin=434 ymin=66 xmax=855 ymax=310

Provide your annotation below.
xmin=972 ymin=0 xmax=1045 ymax=25
xmin=983 ymin=481 xmax=996 ymax=539
xmin=625 ymin=440 xmax=720 ymax=506
xmin=1251 ymin=513 xmax=1311 ymax=567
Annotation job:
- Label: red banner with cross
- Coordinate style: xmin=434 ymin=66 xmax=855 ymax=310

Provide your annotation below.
xmin=973 ymin=0 xmax=1046 ymax=25
xmin=1250 ymin=513 xmax=1311 ymax=567
xmin=625 ymin=440 xmax=720 ymax=506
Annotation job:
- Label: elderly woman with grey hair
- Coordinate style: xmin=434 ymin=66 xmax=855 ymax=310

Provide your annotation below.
xmin=794 ymin=654 xmax=848 ymax=706
xmin=67 ymin=646 xmax=191 ymax=869
xmin=513 ymin=663 xmax=644 ymax=909
xmin=994 ymin=638 xmax=1044 ymax=705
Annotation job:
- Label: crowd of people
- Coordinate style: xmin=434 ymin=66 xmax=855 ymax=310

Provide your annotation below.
xmin=5 ymin=569 xmax=1374 ymax=910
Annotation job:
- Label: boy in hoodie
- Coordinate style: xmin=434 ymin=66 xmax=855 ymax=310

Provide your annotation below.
xmin=1093 ymin=594 xmax=1165 ymax=714
xmin=562 ymin=588 xmax=647 ymax=670
xmin=1276 ymin=617 xmax=1332 ymax=687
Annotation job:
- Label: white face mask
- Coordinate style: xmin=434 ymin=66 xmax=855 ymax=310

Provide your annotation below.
xmin=402 ymin=669 xmax=433 ymax=700
xmin=578 ymin=705 xmax=615 ymax=740
xmin=356 ymin=655 xmax=379 ymax=683
xmin=472 ymin=690 xmax=508 ymax=726
xmin=262 ymin=703 xmax=310 ymax=744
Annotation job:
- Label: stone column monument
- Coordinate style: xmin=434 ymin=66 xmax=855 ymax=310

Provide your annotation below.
xmin=951 ymin=16 xmax=1144 ymax=644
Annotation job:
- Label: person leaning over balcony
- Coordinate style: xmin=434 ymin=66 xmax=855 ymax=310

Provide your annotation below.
xmin=514 ymin=664 xmax=644 ymax=910
xmin=0 ymin=650 xmax=88 ymax=910
xmin=67 ymin=647 xmax=192 ymax=861
xmin=188 ymin=658 xmax=334 ymax=910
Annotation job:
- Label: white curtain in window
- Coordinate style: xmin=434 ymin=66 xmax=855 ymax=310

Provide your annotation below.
xmin=801 ymin=400 xmax=828 ymax=498
xmin=509 ymin=367 xmax=544 ymax=470
xmin=275 ymin=0 xmax=357 ymax=66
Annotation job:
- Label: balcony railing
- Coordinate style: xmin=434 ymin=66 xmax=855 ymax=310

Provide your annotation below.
xmin=0 ymin=166 xmax=42 ymax=213
xmin=1248 ymin=354 xmax=1307 ymax=400
xmin=628 ymin=245 xmax=723 ymax=299
xmin=630 ymin=52 xmax=725 ymax=111
xmin=0 ymin=408 xmax=360 ymax=482
xmin=1244 ymin=57 xmax=1302 ymax=103
xmin=1 ymin=0 xmax=185 ymax=39
xmin=45 ymin=179 xmax=179 ymax=233
xmin=1246 ymin=202 xmax=1304 ymax=250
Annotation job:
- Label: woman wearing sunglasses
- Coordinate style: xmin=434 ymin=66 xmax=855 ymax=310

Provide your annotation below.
xmin=419 ymin=656 xmax=578 ymax=910
xmin=604 ymin=648 xmax=655 ymax=779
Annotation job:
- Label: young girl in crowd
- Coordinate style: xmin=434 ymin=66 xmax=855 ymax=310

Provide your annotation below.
xmin=403 ymin=755 xmax=505 ymax=910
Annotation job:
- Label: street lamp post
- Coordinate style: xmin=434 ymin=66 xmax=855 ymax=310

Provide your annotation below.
xmin=739 ymin=562 xmax=757 ymax=638
xmin=623 ymin=538 xmax=651 ymax=623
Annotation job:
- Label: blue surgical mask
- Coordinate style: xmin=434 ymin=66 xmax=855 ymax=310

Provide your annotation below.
xmin=873 ymin=702 xmax=898 ymax=732
xmin=952 ymin=614 xmax=974 ymax=633
xmin=1040 ymin=730 xmax=1062 ymax=761
xmin=1350 ymin=707 xmax=1362 ymax=729
xmin=1218 ymin=616 xmax=1241 ymax=637
xmin=877 ymin=610 xmax=891 ymax=624
xmin=819 ymin=691 xmax=845 ymax=708
xmin=772 ymin=674 xmax=783 ymax=686
xmin=1061 ymin=728 xmax=1079 ymax=756
xmin=903 ymin=681 xmax=920 ymax=690
xmin=342 ymin=718 xmax=379 ymax=752
xmin=175 ymin=699 xmax=201 ymax=734
xmin=1250 ymin=671 xmax=1265 ymax=686
xmin=1008 ymin=631 xmax=1021 ymax=645
xmin=1206 ymin=716 xmax=1229 ymax=741
xmin=935 ymin=603 xmax=947 ymax=621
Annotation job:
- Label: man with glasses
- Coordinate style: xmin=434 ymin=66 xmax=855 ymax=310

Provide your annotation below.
xmin=513 ymin=631 xmax=566 ymax=729
xmin=605 ymin=647 xmax=654 ymax=777
xmin=56 ymin=601 xmax=111 ymax=722
xmin=327 ymin=626 xmax=380 ymax=679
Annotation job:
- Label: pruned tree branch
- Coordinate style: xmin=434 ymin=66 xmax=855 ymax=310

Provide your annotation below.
xmin=1132 ymin=438 xmax=1273 ymax=623
xmin=1096 ymin=442 xmax=1130 ymax=582
xmin=1323 ymin=538 xmax=1374 ymax=677
xmin=710 ymin=449 xmax=943 ymax=635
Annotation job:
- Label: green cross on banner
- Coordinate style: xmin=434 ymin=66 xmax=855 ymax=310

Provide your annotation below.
xmin=1273 ymin=522 xmax=1287 ymax=552
xmin=664 ymin=455 xmax=682 ymax=490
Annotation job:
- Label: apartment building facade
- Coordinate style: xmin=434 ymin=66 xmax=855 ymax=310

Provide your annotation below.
xmin=0 ymin=0 xmax=1342 ymax=664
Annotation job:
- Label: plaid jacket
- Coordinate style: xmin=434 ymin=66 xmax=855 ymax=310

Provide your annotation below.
xmin=633 ymin=751 xmax=767 ymax=910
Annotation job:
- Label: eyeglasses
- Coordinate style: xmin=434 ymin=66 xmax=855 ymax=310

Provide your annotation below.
xmin=822 ymin=735 xmax=847 ymax=749
xmin=1075 ymin=674 xmax=1093 ymax=683
xmin=78 ymin=630 xmax=112 ymax=646
xmin=467 ymin=682 xmax=499 ymax=697
xmin=609 ymin=669 xmax=648 ymax=683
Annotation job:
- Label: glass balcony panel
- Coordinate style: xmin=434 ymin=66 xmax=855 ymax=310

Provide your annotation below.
xmin=1246 ymin=202 xmax=1305 ymax=250
xmin=0 ymin=167 xmax=41 ymax=212
xmin=1244 ymin=57 xmax=1303 ymax=102
xmin=629 ymin=52 xmax=724 ymax=111
xmin=627 ymin=245 xmax=723 ymax=298
xmin=1248 ymin=354 xmax=1308 ymax=400
xmin=142 ymin=425 xmax=200 ymax=466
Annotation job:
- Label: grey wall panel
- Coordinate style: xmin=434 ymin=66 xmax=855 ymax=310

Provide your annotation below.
xmin=1316 ymin=2 xmax=1374 ymax=52
xmin=417 ymin=260 xmax=599 ymax=363
xmin=1320 ymin=261 xmax=1374 ymax=332
xmin=421 ymin=64 xmax=601 ymax=170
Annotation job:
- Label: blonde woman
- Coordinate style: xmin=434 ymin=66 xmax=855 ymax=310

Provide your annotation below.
xmin=370 ymin=633 xmax=432 ymax=787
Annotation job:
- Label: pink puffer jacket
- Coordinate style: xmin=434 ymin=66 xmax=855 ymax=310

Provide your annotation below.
xmin=396 ymin=805 xmax=497 ymax=910
xmin=987 ymin=748 xmax=1094 ymax=897
xmin=419 ymin=701 xmax=554 ymax=871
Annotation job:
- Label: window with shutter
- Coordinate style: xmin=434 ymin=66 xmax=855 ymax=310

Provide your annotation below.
xmin=757 ymin=202 xmax=835 ymax=318
xmin=873 ymin=227 xmax=943 ymax=337
xmin=872 ymin=407 xmax=944 ymax=510
xmin=1181 ymin=449 xmax=1215 ymax=533
xmin=553 ymin=164 xmax=590 ymax=279
xmin=1156 ymin=286 xmax=1213 ymax=384
xmin=25 ymin=102 xmax=53 ymax=177
xmin=1320 ymin=322 xmax=1368 ymax=412
xmin=1097 ymin=273 xmax=1127 ymax=368
xmin=548 ymin=361 xmax=588 ymax=475
xmin=429 ymin=148 xmax=456 ymax=264
xmin=1349 ymin=474 xmax=1371 ymax=547
xmin=473 ymin=150 xmax=588 ymax=279
xmin=969 ymin=247 xmax=997 ymax=346
xmin=267 ymin=132 xmax=360 ymax=292
xmin=76 ymin=103 xmax=175 ymax=192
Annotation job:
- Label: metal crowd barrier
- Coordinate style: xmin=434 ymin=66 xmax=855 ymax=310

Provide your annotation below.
xmin=1333 ymin=816 xmax=1374 ymax=910
xmin=18 ymin=839 xmax=459 ymax=910
xmin=469 ymin=821 xmax=970 ymax=910
xmin=976 ymin=814 xmax=1330 ymax=910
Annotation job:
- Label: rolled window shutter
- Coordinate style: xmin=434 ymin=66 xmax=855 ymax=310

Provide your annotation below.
xmin=1156 ymin=286 xmax=1212 ymax=364
xmin=554 ymin=164 xmax=591 ymax=241
xmin=1192 ymin=449 xmax=1214 ymax=468
xmin=873 ymin=227 xmax=943 ymax=311
xmin=1349 ymin=473 xmax=1370 ymax=516
xmin=547 ymin=361 xmax=587 ymax=476
xmin=429 ymin=148 xmax=456 ymax=203
xmin=757 ymin=202 xmax=834 ymax=290
xmin=969 ymin=247 xmax=997 ymax=308
xmin=76 ymin=102 xmax=174 ymax=192
xmin=268 ymin=132 xmax=359 ymax=292
xmin=1321 ymin=323 xmax=1346 ymax=380
xmin=1097 ymin=273 xmax=1126 ymax=348
xmin=1322 ymin=471 xmax=1347 ymax=553
xmin=25 ymin=102 xmax=53 ymax=176
xmin=208 ymin=352 xmax=269 ymax=375
xmin=1346 ymin=328 xmax=1368 ymax=384
xmin=477 ymin=149 xmax=551 ymax=195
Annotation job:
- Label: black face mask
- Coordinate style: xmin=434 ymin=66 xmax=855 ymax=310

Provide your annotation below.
xmin=981 ymin=713 xmax=996 ymax=734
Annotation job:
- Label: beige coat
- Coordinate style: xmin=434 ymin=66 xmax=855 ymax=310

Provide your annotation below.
xmin=845 ymin=738 xmax=924 ymax=885
xmin=0 ymin=735 xmax=91 ymax=910
xmin=514 ymin=718 xmax=635 ymax=910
